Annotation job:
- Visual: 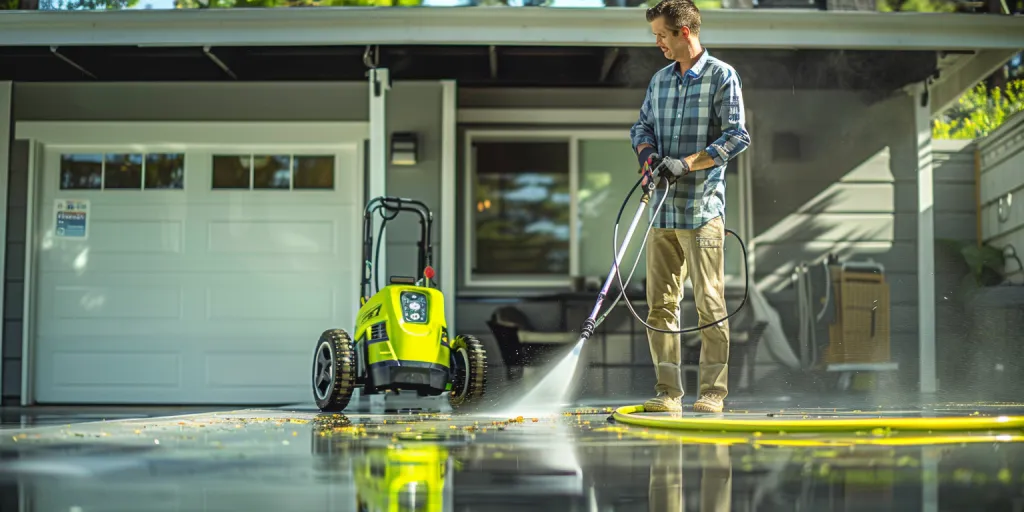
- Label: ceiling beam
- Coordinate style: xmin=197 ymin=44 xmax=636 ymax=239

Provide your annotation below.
xmin=1 ymin=7 xmax=1023 ymax=51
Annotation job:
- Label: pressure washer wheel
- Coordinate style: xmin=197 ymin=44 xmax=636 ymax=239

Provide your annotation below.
xmin=312 ymin=328 xmax=357 ymax=412
xmin=448 ymin=334 xmax=487 ymax=409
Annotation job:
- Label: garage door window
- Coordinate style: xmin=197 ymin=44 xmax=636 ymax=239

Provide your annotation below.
xmin=59 ymin=152 xmax=184 ymax=190
xmin=212 ymin=154 xmax=335 ymax=190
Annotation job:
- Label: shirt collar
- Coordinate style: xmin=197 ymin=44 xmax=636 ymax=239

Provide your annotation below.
xmin=675 ymin=48 xmax=709 ymax=78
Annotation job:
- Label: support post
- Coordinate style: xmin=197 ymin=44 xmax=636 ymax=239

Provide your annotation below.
xmin=368 ymin=68 xmax=390 ymax=281
xmin=440 ymin=80 xmax=457 ymax=331
xmin=914 ymin=82 xmax=937 ymax=394
xmin=0 ymin=81 xmax=10 ymax=398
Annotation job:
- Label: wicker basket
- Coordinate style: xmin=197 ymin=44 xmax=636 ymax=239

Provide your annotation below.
xmin=824 ymin=266 xmax=891 ymax=364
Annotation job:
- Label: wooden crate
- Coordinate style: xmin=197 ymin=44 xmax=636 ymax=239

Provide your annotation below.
xmin=824 ymin=267 xmax=891 ymax=364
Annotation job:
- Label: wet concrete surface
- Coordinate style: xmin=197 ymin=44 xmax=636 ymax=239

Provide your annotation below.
xmin=1 ymin=397 xmax=1023 ymax=512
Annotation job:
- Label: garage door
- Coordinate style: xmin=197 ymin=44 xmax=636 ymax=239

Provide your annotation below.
xmin=31 ymin=132 xmax=364 ymax=404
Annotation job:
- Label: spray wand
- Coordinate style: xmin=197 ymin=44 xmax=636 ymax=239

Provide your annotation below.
xmin=573 ymin=161 xmax=751 ymax=351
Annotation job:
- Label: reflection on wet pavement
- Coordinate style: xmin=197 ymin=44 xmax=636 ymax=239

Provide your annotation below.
xmin=0 ymin=402 xmax=1022 ymax=511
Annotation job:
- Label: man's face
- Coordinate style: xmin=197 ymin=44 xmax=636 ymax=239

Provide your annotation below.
xmin=650 ymin=16 xmax=688 ymax=61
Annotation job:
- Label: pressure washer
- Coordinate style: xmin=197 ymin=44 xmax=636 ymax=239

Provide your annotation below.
xmin=574 ymin=159 xmax=750 ymax=349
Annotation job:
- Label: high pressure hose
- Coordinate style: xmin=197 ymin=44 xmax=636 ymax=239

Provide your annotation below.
xmin=595 ymin=172 xmax=750 ymax=335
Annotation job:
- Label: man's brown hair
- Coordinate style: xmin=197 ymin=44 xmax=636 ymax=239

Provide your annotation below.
xmin=646 ymin=0 xmax=701 ymax=36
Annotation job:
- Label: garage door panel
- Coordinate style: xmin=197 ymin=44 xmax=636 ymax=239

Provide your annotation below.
xmin=38 ymin=256 xmax=360 ymax=274
xmin=45 ymin=349 xmax=182 ymax=389
xmin=204 ymin=281 xmax=337 ymax=321
xmin=203 ymin=351 xmax=310 ymax=389
xmin=35 ymin=271 xmax=358 ymax=335
xmin=51 ymin=283 xmax=185 ymax=321
xmin=89 ymin=219 xmax=185 ymax=255
xmin=206 ymin=219 xmax=337 ymax=255
xmin=38 ymin=205 xmax=358 ymax=270
xmin=36 ymin=336 xmax=322 ymax=403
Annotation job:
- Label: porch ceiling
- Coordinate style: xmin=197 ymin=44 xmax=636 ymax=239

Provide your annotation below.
xmin=0 ymin=45 xmax=939 ymax=92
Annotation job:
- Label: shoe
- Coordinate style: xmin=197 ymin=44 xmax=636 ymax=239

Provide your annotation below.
xmin=693 ymin=391 xmax=725 ymax=413
xmin=643 ymin=392 xmax=682 ymax=413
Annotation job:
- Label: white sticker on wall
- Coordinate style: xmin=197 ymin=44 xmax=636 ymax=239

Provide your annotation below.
xmin=54 ymin=199 xmax=90 ymax=240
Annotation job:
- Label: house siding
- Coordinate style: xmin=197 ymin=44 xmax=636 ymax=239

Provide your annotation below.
xmin=978 ymin=111 xmax=1024 ymax=280
xmin=931 ymin=138 xmax=984 ymax=392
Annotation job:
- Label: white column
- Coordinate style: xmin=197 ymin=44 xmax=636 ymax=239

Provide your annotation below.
xmin=914 ymin=82 xmax=937 ymax=394
xmin=0 ymin=81 xmax=11 ymax=395
xmin=368 ymin=68 xmax=390 ymax=280
xmin=440 ymin=80 xmax=457 ymax=330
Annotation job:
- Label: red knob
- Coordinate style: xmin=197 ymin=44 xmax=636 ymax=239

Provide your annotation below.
xmin=424 ymin=266 xmax=435 ymax=279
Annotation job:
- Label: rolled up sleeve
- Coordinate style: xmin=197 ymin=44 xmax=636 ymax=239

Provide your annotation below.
xmin=705 ymin=70 xmax=750 ymax=166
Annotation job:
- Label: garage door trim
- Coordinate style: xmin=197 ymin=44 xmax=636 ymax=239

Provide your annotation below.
xmin=15 ymin=120 xmax=369 ymax=405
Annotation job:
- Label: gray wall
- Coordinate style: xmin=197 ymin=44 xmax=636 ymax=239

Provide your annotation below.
xmin=3 ymin=139 xmax=29 ymax=405
xmin=930 ymin=139 xmax=983 ymax=392
xmin=747 ymin=89 xmax=975 ymax=390
xmin=383 ymin=82 xmax=444 ymax=282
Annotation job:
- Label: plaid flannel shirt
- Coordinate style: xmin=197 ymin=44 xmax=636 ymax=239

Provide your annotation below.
xmin=630 ymin=49 xmax=750 ymax=230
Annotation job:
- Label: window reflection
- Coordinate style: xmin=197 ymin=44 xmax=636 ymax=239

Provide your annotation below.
xmin=104 ymin=153 xmax=143 ymax=189
xmin=212 ymin=155 xmax=251 ymax=189
xmin=577 ymin=138 xmax=646 ymax=279
xmin=145 ymin=153 xmax=185 ymax=189
xmin=472 ymin=140 xmax=571 ymax=276
xmin=253 ymin=155 xmax=291 ymax=189
xmin=60 ymin=154 xmax=103 ymax=190
xmin=293 ymin=156 xmax=335 ymax=190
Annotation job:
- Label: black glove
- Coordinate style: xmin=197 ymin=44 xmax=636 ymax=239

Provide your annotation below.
xmin=655 ymin=157 xmax=689 ymax=181
xmin=637 ymin=146 xmax=658 ymax=169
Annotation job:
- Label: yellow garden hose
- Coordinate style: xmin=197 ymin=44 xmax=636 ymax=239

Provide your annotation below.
xmin=612 ymin=405 xmax=1024 ymax=433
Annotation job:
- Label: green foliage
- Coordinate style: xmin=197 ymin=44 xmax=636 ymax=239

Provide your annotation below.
xmin=938 ymin=239 xmax=1007 ymax=301
xmin=876 ymin=0 xmax=956 ymax=11
xmin=933 ymin=78 xmax=1024 ymax=140
xmin=175 ymin=0 xmax=418 ymax=6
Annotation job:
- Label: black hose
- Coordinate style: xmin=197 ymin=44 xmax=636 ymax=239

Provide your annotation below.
xmin=608 ymin=174 xmax=750 ymax=335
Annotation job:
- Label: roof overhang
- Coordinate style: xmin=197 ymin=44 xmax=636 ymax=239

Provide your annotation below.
xmin=1 ymin=7 xmax=1023 ymax=51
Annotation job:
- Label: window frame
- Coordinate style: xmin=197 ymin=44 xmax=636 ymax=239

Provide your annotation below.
xmin=463 ymin=127 xmax=754 ymax=289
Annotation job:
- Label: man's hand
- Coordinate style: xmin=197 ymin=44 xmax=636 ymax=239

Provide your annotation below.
xmin=655 ymin=156 xmax=690 ymax=182
xmin=636 ymin=144 xmax=659 ymax=187
xmin=637 ymin=144 xmax=658 ymax=169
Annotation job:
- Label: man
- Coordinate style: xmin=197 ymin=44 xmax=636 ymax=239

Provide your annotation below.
xmin=630 ymin=0 xmax=750 ymax=414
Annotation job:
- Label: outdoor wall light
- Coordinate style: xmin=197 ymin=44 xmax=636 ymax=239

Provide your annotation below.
xmin=390 ymin=132 xmax=418 ymax=166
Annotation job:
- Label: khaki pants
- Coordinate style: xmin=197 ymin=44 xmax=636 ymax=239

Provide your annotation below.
xmin=649 ymin=443 xmax=733 ymax=512
xmin=645 ymin=216 xmax=730 ymax=399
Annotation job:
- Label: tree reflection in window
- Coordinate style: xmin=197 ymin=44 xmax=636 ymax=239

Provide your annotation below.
xmin=104 ymin=153 xmax=143 ymax=189
xmin=472 ymin=140 xmax=570 ymax=276
xmin=60 ymin=154 xmax=103 ymax=190
xmin=145 ymin=153 xmax=185 ymax=189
